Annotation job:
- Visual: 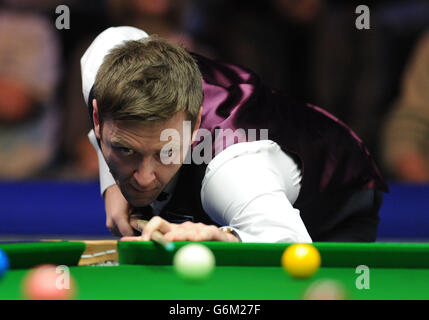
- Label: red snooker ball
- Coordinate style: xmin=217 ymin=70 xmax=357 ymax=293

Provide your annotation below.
xmin=22 ymin=264 xmax=77 ymax=300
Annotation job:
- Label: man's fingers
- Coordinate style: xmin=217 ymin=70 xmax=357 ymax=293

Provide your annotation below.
xmin=194 ymin=225 xmax=215 ymax=241
xmin=164 ymin=228 xmax=191 ymax=242
xmin=163 ymin=225 xmax=226 ymax=242
xmin=141 ymin=216 xmax=172 ymax=241
xmin=104 ymin=184 xmax=133 ymax=236
xmin=119 ymin=219 xmax=237 ymax=242
xmin=120 ymin=235 xmax=143 ymax=241
xmin=116 ymin=218 xmax=135 ymax=237
xmin=106 ymin=217 xmax=122 ymax=237
xmin=129 ymin=219 xmax=142 ymax=232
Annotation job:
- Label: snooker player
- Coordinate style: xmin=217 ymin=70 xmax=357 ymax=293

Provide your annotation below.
xmin=80 ymin=26 xmax=388 ymax=243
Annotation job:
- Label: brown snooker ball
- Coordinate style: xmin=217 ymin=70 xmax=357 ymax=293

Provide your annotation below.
xmin=302 ymin=279 xmax=348 ymax=300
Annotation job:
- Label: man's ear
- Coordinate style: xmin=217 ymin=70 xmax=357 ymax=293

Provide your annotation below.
xmin=93 ymin=99 xmax=101 ymax=140
xmin=191 ymin=106 xmax=203 ymax=142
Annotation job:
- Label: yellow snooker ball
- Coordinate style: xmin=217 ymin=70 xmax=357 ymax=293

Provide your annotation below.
xmin=281 ymin=244 xmax=321 ymax=279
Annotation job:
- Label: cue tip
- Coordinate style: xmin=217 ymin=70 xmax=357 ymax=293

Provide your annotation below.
xmin=165 ymin=242 xmax=175 ymax=252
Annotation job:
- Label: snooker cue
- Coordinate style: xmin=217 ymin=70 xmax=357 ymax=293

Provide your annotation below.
xmin=129 ymin=216 xmax=175 ymax=252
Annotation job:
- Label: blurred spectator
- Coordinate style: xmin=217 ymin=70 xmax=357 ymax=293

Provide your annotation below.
xmin=40 ymin=0 xmax=109 ymax=180
xmin=381 ymin=30 xmax=429 ymax=183
xmin=183 ymin=0 xmax=327 ymax=99
xmin=51 ymin=40 xmax=99 ymax=180
xmin=107 ymin=0 xmax=214 ymax=55
xmin=53 ymin=36 xmax=101 ymax=180
xmin=1 ymin=0 xmax=71 ymax=10
xmin=312 ymin=2 xmax=390 ymax=158
xmin=0 ymin=10 xmax=61 ymax=179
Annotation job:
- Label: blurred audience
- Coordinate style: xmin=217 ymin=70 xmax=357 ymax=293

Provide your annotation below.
xmin=53 ymin=39 xmax=100 ymax=180
xmin=184 ymin=0 xmax=385 ymax=151
xmin=0 ymin=10 xmax=61 ymax=179
xmin=312 ymin=2 xmax=390 ymax=157
xmin=26 ymin=0 xmax=109 ymax=180
xmin=2 ymin=0 xmax=429 ymax=183
xmin=185 ymin=0 xmax=429 ymax=163
xmin=381 ymin=30 xmax=429 ymax=183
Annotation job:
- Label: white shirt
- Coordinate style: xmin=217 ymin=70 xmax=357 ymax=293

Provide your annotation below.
xmin=89 ymin=130 xmax=312 ymax=243
xmin=201 ymin=140 xmax=311 ymax=243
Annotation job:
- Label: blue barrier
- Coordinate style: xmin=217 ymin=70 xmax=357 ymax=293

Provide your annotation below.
xmin=0 ymin=181 xmax=428 ymax=239
xmin=377 ymin=183 xmax=429 ymax=240
xmin=0 ymin=181 xmax=110 ymax=237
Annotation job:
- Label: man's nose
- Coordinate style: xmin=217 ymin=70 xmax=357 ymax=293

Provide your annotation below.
xmin=133 ymin=158 xmax=156 ymax=187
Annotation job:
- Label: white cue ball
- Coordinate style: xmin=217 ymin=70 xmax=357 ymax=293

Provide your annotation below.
xmin=173 ymin=244 xmax=215 ymax=281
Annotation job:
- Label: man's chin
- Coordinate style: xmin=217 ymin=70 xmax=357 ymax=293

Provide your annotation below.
xmin=125 ymin=192 xmax=157 ymax=208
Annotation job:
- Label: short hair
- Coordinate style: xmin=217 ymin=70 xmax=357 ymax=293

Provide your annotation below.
xmin=93 ymin=36 xmax=203 ymax=130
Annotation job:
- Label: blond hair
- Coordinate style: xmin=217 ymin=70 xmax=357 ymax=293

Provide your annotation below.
xmin=94 ymin=36 xmax=203 ymax=129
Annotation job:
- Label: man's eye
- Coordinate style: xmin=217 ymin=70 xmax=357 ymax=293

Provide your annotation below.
xmin=117 ymin=147 xmax=135 ymax=156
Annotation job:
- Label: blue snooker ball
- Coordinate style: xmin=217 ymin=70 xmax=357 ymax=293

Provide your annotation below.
xmin=0 ymin=249 xmax=10 ymax=279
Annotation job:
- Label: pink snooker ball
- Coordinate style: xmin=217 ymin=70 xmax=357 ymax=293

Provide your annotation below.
xmin=22 ymin=264 xmax=76 ymax=300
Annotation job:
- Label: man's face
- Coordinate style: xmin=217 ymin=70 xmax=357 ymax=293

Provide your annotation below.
xmin=97 ymin=111 xmax=191 ymax=207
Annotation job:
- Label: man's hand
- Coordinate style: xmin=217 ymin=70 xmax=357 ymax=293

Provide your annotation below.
xmin=122 ymin=216 xmax=239 ymax=242
xmin=104 ymin=184 xmax=134 ymax=236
